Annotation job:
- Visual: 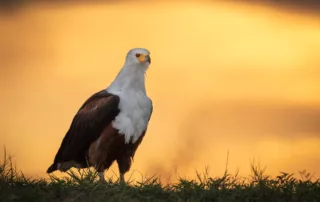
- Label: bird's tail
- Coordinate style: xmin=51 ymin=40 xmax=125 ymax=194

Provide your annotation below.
xmin=46 ymin=163 xmax=57 ymax=173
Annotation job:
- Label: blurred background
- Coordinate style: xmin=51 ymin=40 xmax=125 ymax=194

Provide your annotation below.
xmin=1 ymin=0 xmax=320 ymax=183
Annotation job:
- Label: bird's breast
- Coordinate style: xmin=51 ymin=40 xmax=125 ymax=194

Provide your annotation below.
xmin=111 ymin=91 xmax=152 ymax=144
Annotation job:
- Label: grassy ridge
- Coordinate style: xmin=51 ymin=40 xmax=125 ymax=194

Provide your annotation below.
xmin=1 ymin=152 xmax=320 ymax=202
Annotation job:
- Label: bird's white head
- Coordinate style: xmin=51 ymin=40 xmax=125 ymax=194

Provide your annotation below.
xmin=124 ymin=48 xmax=151 ymax=70
xmin=107 ymin=48 xmax=151 ymax=93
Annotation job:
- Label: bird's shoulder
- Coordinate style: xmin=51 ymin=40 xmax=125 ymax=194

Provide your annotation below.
xmin=77 ymin=89 xmax=120 ymax=115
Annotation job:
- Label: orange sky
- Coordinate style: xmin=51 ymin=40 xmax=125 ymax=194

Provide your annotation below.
xmin=1 ymin=1 xmax=320 ymax=183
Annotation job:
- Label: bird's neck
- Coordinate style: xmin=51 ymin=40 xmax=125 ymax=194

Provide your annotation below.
xmin=107 ymin=65 xmax=147 ymax=94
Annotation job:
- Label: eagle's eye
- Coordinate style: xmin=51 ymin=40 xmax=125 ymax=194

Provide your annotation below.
xmin=135 ymin=53 xmax=141 ymax=57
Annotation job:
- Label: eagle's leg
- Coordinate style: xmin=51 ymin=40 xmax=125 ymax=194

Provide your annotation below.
xmin=119 ymin=172 xmax=125 ymax=185
xmin=95 ymin=162 xmax=106 ymax=183
xmin=117 ymin=157 xmax=131 ymax=186
xmin=98 ymin=171 xmax=106 ymax=183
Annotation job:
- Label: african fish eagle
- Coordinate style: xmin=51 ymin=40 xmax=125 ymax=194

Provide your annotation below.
xmin=46 ymin=48 xmax=153 ymax=184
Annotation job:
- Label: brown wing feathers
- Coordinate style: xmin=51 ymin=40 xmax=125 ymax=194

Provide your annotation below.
xmin=47 ymin=90 xmax=120 ymax=173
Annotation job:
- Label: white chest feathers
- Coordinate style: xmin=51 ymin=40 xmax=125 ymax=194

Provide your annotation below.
xmin=111 ymin=90 xmax=152 ymax=144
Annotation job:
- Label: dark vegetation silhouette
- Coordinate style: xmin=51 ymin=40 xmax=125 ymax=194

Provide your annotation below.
xmin=1 ymin=149 xmax=320 ymax=201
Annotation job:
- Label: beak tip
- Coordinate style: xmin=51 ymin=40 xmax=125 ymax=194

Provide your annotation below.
xmin=146 ymin=55 xmax=151 ymax=64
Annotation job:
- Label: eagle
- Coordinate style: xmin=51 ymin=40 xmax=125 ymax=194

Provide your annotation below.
xmin=46 ymin=48 xmax=153 ymax=184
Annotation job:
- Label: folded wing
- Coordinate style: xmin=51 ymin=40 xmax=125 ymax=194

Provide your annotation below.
xmin=47 ymin=90 xmax=120 ymax=173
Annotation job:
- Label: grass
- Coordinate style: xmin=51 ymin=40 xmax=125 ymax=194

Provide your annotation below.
xmin=1 ymin=150 xmax=320 ymax=202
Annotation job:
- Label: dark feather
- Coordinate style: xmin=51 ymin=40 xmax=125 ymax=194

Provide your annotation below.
xmin=47 ymin=90 xmax=120 ymax=173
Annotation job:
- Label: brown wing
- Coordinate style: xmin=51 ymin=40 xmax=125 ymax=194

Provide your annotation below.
xmin=47 ymin=90 xmax=120 ymax=173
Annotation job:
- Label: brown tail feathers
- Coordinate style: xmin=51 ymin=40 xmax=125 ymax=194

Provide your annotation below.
xmin=46 ymin=163 xmax=57 ymax=173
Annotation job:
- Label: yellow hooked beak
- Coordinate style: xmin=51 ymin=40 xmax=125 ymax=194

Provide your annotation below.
xmin=136 ymin=53 xmax=151 ymax=64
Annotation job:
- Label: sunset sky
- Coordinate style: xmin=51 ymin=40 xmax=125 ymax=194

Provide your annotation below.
xmin=1 ymin=0 xmax=320 ymax=183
